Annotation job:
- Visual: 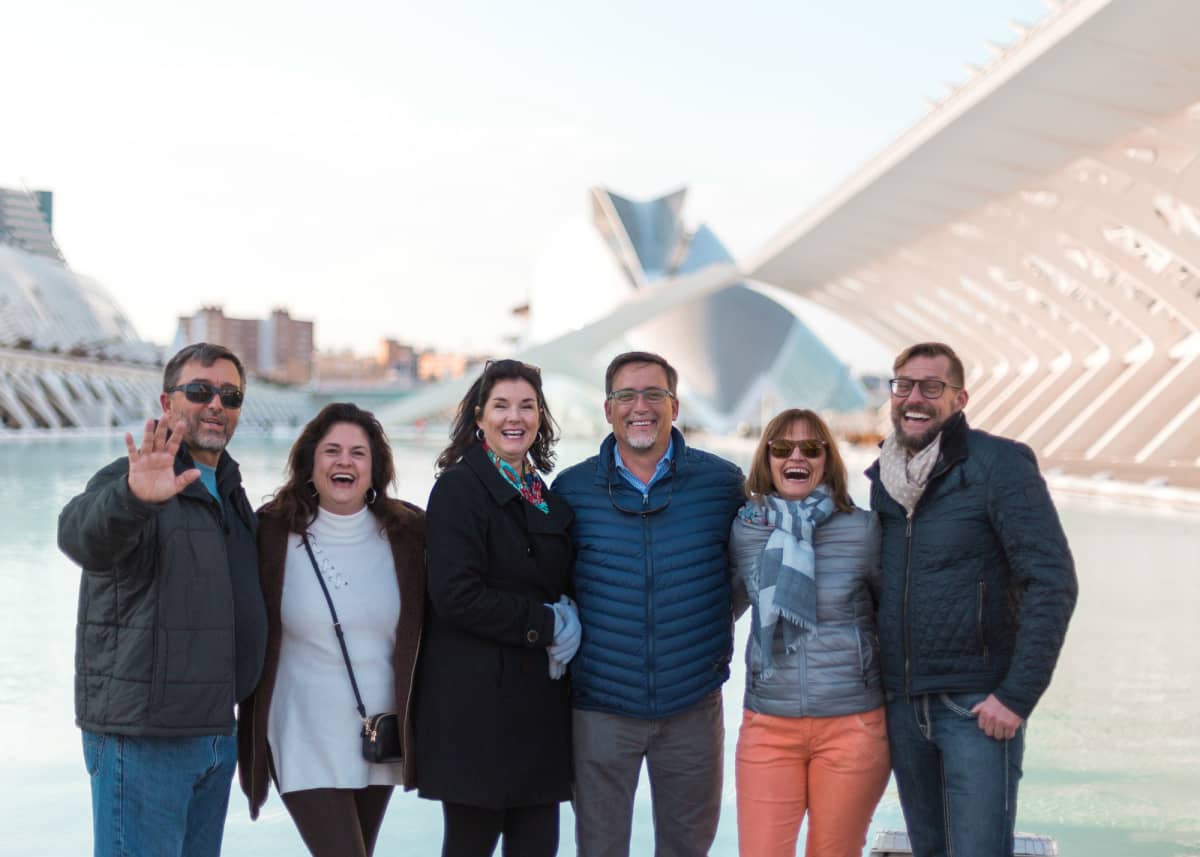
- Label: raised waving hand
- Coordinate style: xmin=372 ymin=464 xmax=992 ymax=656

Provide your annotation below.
xmin=125 ymin=418 xmax=201 ymax=503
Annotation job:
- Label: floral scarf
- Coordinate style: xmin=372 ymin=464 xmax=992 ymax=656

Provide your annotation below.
xmin=483 ymin=442 xmax=549 ymax=514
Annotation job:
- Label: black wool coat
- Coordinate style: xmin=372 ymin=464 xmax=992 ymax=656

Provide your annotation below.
xmin=414 ymin=444 xmax=574 ymax=810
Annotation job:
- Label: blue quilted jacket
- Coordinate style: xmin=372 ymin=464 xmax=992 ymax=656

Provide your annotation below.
xmin=552 ymin=429 xmax=745 ymax=719
xmin=866 ymin=413 xmax=1077 ymax=719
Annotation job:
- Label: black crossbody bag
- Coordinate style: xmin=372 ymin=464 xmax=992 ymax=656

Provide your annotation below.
xmin=300 ymin=533 xmax=403 ymax=764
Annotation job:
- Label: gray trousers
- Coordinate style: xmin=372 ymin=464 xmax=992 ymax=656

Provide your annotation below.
xmin=572 ymin=691 xmax=724 ymax=857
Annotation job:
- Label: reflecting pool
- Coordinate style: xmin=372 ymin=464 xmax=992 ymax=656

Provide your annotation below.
xmin=2 ymin=434 xmax=1197 ymax=856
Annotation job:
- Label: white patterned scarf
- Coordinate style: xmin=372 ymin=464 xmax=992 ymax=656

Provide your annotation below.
xmin=731 ymin=489 xmax=835 ymax=677
xmin=879 ymin=431 xmax=942 ymax=517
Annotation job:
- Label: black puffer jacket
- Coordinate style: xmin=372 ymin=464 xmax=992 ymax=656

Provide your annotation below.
xmin=866 ymin=413 xmax=1077 ymax=719
xmin=58 ymin=446 xmax=265 ymax=736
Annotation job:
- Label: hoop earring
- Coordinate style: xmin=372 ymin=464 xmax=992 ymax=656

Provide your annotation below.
xmin=365 ymin=487 xmax=377 ymax=505
xmin=476 ymin=427 xmax=485 ymax=441
xmin=307 ymin=480 xmax=319 ymax=499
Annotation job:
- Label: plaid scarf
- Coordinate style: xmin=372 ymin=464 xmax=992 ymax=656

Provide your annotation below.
xmin=483 ymin=443 xmax=549 ymax=514
xmin=731 ymin=489 xmax=835 ymax=677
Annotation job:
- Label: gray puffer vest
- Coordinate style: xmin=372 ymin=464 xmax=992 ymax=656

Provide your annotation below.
xmin=731 ymin=507 xmax=883 ymax=718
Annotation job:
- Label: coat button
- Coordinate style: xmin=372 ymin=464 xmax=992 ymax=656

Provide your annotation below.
xmin=526 ymin=546 xmax=534 ymax=556
xmin=526 ymin=629 xmax=539 ymax=644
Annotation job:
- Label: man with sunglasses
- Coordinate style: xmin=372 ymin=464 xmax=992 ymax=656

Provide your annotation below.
xmin=866 ymin=341 xmax=1077 ymax=857
xmin=59 ymin=342 xmax=267 ymax=857
xmin=552 ymin=351 xmax=744 ymax=857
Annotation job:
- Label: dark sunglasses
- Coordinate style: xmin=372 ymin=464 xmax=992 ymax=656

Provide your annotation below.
xmin=768 ymin=438 xmax=827 ymax=459
xmin=166 ymin=382 xmax=244 ymax=409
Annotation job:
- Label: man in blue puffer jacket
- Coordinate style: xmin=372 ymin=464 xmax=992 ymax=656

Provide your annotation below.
xmin=867 ymin=341 xmax=1077 ymax=857
xmin=553 ymin=351 xmax=744 ymax=857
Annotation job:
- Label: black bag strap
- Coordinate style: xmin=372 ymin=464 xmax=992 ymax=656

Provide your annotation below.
xmin=300 ymin=532 xmax=368 ymax=725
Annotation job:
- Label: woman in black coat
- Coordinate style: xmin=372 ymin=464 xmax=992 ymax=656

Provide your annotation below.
xmin=414 ymin=358 xmax=578 ymax=857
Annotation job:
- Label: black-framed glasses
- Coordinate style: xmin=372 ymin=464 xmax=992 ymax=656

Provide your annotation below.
xmin=607 ymin=387 xmax=674 ymax=406
xmin=607 ymin=468 xmax=673 ymax=516
xmin=166 ymin=381 xmax=244 ymax=409
xmin=768 ymin=438 xmax=827 ymax=460
xmin=889 ymin=378 xmax=960 ymax=399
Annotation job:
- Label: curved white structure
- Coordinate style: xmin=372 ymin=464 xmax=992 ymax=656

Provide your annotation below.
xmin=744 ymin=0 xmax=1200 ymax=488
xmin=0 ymin=187 xmax=310 ymax=432
xmin=382 ymin=188 xmax=866 ymax=431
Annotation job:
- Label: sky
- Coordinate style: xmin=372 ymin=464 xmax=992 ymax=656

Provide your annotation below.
xmin=1 ymin=0 xmax=1051 ymax=358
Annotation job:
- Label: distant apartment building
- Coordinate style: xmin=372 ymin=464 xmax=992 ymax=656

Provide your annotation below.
xmin=378 ymin=338 xmax=417 ymax=378
xmin=315 ymin=348 xmax=386 ymax=383
xmin=0 ymin=187 xmax=63 ymax=263
xmin=316 ymin=339 xmax=422 ymax=386
xmin=417 ymin=350 xmax=474 ymax=382
xmin=175 ymin=306 xmax=314 ymax=385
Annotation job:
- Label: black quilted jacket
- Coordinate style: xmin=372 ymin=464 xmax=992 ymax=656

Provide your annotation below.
xmin=59 ymin=446 xmax=266 ymax=736
xmin=866 ymin=413 xmax=1077 ymax=719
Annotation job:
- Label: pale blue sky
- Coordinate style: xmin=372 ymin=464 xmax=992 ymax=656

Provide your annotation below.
xmin=1 ymin=0 xmax=1049 ymax=354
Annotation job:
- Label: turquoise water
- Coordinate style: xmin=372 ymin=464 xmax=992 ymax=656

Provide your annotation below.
xmin=2 ymin=434 xmax=1198 ymax=856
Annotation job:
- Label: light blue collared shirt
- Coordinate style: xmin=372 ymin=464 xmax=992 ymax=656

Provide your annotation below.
xmin=613 ymin=436 xmax=675 ymax=497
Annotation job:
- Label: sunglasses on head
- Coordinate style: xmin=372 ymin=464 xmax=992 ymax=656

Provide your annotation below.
xmin=166 ymin=381 xmax=244 ymax=409
xmin=484 ymin=358 xmax=541 ymax=377
xmin=768 ymin=438 xmax=827 ymax=459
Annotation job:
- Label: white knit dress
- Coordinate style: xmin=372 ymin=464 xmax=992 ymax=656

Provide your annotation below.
xmin=268 ymin=506 xmax=404 ymax=793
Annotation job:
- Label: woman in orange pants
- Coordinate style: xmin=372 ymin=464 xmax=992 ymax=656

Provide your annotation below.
xmin=731 ymin=408 xmax=890 ymax=857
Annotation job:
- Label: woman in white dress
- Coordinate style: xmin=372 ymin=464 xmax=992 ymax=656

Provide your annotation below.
xmin=238 ymin=402 xmax=425 ymax=857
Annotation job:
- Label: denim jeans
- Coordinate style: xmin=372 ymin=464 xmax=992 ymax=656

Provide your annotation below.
xmin=885 ymin=693 xmax=1024 ymax=857
xmin=82 ymin=729 xmax=238 ymax=857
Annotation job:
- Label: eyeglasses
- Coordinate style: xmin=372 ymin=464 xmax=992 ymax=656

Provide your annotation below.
xmin=483 ymin=358 xmax=541 ymax=377
xmin=607 ymin=387 xmax=674 ymax=405
xmin=768 ymin=438 xmax=827 ymax=459
xmin=889 ymin=378 xmax=960 ymax=399
xmin=166 ymin=382 xmax=244 ymax=409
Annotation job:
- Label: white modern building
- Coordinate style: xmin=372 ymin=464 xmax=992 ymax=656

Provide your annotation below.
xmin=743 ymin=0 xmax=1200 ymax=489
xmin=381 ymin=187 xmax=868 ymax=434
xmin=0 ymin=187 xmax=309 ymax=431
xmin=387 ymin=0 xmax=1200 ymax=490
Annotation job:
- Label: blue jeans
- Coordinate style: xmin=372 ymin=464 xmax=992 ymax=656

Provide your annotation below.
xmin=82 ymin=729 xmax=238 ymax=857
xmin=885 ymin=692 xmax=1024 ymax=857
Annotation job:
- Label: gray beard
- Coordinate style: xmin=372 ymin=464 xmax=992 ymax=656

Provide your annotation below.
xmin=185 ymin=414 xmax=231 ymax=452
xmin=624 ymin=431 xmax=659 ymax=451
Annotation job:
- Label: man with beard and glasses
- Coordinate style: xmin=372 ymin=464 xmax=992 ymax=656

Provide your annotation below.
xmin=866 ymin=341 xmax=1077 ymax=857
xmin=59 ymin=342 xmax=267 ymax=857
xmin=552 ymin=351 xmax=744 ymax=857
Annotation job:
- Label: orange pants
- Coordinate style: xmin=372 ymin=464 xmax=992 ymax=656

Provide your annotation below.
xmin=735 ymin=707 xmax=890 ymax=857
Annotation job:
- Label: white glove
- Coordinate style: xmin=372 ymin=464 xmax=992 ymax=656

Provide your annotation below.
xmin=549 ymin=595 xmax=581 ymax=655
xmin=545 ymin=596 xmax=581 ymax=679
xmin=547 ymin=597 xmax=568 ymax=676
